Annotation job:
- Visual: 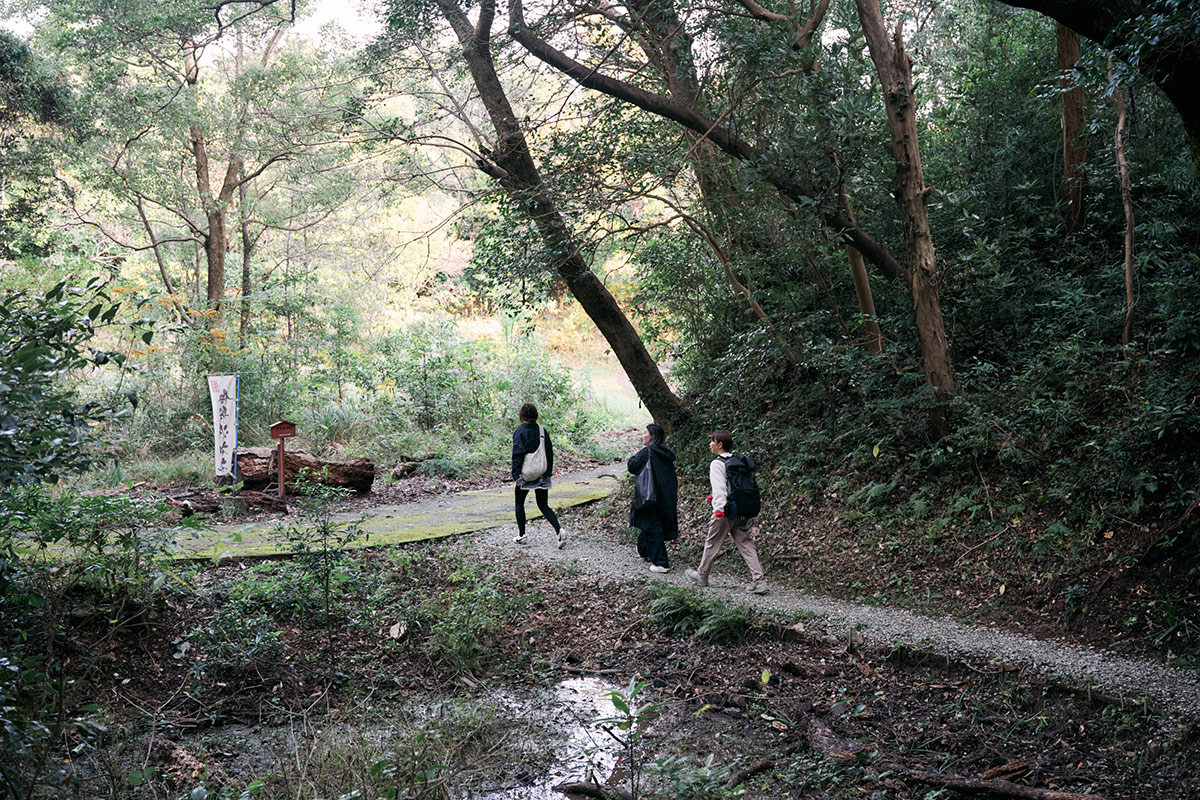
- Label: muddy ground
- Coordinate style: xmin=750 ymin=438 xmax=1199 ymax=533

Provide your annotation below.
xmin=44 ymin=516 xmax=1200 ymax=800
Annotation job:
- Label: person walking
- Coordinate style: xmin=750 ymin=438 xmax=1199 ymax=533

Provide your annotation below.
xmin=511 ymin=402 xmax=565 ymax=548
xmin=627 ymin=423 xmax=678 ymax=574
xmin=687 ymin=430 xmax=767 ymax=594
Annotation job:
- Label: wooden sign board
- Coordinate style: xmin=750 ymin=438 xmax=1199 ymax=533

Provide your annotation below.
xmin=269 ymin=419 xmax=297 ymax=440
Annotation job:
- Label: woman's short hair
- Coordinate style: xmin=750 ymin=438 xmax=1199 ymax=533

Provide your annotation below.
xmin=711 ymin=429 xmax=734 ymax=451
xmin=519 ymin=402 xmax=539 ymax=422
xmin=645 ymin=423 xmax=665 ymax=445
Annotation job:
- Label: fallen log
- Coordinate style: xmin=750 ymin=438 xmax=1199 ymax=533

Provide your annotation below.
xmin=240 ymin=490 xmax=287 ymax=512
xmin=235 ymin=447 xmax=375 ymax=494
xmin=163 ymin=487 xmax=288 ymax=516
xmin=552 ymin=781 xmax=631 ymax=800
xmin=163 ymin=489 xmax=220 ymax=516
xmin=391 ymin=452 xmax=439 ymax=480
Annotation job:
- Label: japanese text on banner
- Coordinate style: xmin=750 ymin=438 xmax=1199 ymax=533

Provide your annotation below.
xmin=207 ymin=375 xmax=239 ymax=476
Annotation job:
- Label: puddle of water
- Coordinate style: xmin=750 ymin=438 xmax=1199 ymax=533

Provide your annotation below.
xmin=147 ymin=676 xmax=632 ymax=799
xmin=476 ymin=676 xmax=624 ymax=800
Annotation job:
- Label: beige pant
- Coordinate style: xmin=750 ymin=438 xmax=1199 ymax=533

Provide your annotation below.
xmin=697 ymin=514 xmax=763 ymax=581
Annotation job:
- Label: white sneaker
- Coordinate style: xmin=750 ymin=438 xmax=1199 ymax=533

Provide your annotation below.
xmin=686 ymin=569 xmax=708 ymax=587
xmin=648 ymin=564 xmax=670 ymax=574
xmin=513 ymin=533 xmax=526 ymax=543
xmin=557 ymin=530 xmax=567 ymax=549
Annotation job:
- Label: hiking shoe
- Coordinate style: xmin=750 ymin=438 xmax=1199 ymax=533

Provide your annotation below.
xmin=513 ymin=533 xmax=526 ymax=543
xmin=686 ymin=569 xmax=708 ymax=587
xmin=648 ymin=564 xmax=670 ymax=574
xmin=746 ymin=579 xmax=768 ymax=595
xmin=557 ymin=529 xmax=567 ymax=549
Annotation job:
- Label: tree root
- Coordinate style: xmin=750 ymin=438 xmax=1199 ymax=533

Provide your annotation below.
xmin=894 ymin=766 xmax=1107 ymax=800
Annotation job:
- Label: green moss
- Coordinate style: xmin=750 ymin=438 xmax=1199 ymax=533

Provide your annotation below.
xmin=175 ymin=475 xmax=617 ymax=560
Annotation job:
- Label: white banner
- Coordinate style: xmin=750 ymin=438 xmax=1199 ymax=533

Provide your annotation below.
xmin=207 ymin=374 xmax=239 ymax=477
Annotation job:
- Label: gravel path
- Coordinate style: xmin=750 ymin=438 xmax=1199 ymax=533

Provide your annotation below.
xmin=468 ymin=468 xmax=1200 ymax=723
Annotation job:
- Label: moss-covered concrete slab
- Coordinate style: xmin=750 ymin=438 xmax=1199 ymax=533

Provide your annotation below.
xmin=174 ymin=469 xmax=620 ymax=561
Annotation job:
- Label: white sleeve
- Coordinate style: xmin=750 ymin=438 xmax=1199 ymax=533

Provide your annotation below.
xmin=709 ymin=458 xmax=727 ymax=513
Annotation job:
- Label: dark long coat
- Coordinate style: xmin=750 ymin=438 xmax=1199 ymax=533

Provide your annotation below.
xmin=627 ymin=443 xmax=679 ymax=541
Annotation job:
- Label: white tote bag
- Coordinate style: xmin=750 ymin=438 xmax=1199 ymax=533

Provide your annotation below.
xmin=520 ymin=425 xmax=547 ymax=482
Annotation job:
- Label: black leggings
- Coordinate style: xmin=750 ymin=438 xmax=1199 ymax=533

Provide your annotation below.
xmin=515 ymin=487 xmax=560 ymax=536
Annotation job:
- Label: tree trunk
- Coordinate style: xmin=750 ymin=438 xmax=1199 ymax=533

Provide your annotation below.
xmin=838 ymin=186 xmax=884 ymax=354
xmin=239 ymin=181 xmax=252 ymax=349
xmin=189 ymin=239 xmax=198 ymax=304
xmin=432 ymin=0 xmax=686 ymax=430
xmin=1003 ymin=0 xmax=1200 ymax=176
xmin=1057 ymin=23 xmax=1087 ymax=234
xmin=627 ymin=0 xmax=803 ymax=366
xmin=1110 ymin=58 xmax=1136 ymax=347
xmin=184 ymin=41 xmax=246 ymax=322
xmin=854 ymin=0 xmax=954 ymax=422
xmin=135 ymin=196 xmax=185 ymax=323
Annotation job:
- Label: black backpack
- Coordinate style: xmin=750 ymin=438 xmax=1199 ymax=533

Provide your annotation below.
xmin=722 ymin=455 xmax=761 ymax=518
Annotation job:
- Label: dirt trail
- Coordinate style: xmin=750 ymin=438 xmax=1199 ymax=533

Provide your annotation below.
xmin=181 ymin=465 xmax=1200 ymax=721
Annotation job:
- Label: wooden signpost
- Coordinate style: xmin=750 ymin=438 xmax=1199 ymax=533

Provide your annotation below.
xmin=269 ymin=420 xmax=297 ymax=498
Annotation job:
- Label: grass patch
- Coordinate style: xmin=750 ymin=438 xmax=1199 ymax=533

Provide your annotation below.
xmin=645 ymin=585 xmax=760 ymax=645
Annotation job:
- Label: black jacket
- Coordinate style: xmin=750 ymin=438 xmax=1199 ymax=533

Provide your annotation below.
xmin=627 ymin=443 xmax=679 ymax=540
xmin=511 ymin=421 xmax=553 ymax=481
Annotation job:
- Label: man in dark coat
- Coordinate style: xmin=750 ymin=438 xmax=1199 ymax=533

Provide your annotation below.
xmin=627 ymin=423 xmax=679 ymax=573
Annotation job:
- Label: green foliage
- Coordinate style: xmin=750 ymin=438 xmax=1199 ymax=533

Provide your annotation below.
xmin=0 ymin=654 xmax=89 ymax=800
xmin=423 ymin=572 xmax=509 ymax=676
xmin=279 ymin=471 xmax=368 ymax=657
xmin=461 ymin=204 xmax=566 ymax=313
xmin=596 ymin=677 xmax=662 ymax=800
xmin=0 ymin=487 xmax=178 ymax=603
xmin=0 ymin=280 xmax=150 ymax=487
xmin=645 ymin=585 xmax=709 ymax=638
xmin=113 ymin=312 xmax=606 ymax=479
xmin=359 ymin=318 xmax=602 ymax=460
xmin=187 ymin=608 xmax=284 ymax=676
xmin=656 ymin=3 xmax=1200 ymax=621
xmin=0 ymin=484 xmax=175 ymax=800
xmin=649 ymin=753 xmax=744 ymax=799
xmin=215 ymin=562 xmax=316 ymax=617
xmin=419 ymin=457 xmax=459 ymax=477
xmin=695 ymin=604 xmax=756 ymax=646
xmin=0 ymin=30 xmax=76 ymax=259
xmin=595 ymin=676 xmax=745 ymax=800
xmin=0 ymin=30 xmax=73 ymax=129
xmin=645 ymin=586 xmax=759 ymax=645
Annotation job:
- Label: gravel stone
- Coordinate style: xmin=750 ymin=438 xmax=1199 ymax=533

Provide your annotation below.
xmin=471 ymin=473 xmax=1200 ymax=723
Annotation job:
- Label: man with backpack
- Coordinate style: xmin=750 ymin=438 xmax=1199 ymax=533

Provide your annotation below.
xmin=687 ymin=430 xmax=767 ymax=595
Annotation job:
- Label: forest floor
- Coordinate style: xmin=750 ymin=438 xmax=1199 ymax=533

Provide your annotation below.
xmin=161 ymin=452 xmax=1200 ymax=721
xmin=60 ymin=437 xmax=1199 ymax=799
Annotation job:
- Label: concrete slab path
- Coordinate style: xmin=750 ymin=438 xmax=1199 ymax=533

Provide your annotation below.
xmin=174 ymin=465 xmax=622 ymax=560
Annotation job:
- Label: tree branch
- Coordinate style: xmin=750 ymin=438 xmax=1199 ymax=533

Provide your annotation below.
xmin=507 ymin=0 xmax=906 ymax=282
